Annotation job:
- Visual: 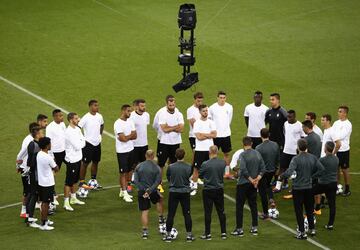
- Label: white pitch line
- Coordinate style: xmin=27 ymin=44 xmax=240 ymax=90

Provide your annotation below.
xmin=199 ymin=0 xmax=232 ymax=34
xmin=92 ymin=0 xmax=127 ymax=17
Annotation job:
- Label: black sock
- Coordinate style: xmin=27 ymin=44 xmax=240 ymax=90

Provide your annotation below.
xmin=42 ymin=220 xmax=46 ymax=226
xmin=345 ymin=184 xmax=350 ymax=192
xmin=91 ymin=175 xmax=96 ymax=180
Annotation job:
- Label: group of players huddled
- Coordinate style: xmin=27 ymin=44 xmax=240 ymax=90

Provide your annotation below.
xmin=16 ymin=91 xmax=352 ymax=242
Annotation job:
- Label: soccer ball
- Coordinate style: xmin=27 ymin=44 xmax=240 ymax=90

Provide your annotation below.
xmin=290 ymin=171 xmax=297 ymax=179
xmin=77 ymin=187 xmax=89 ymax=198
xmin=268 ymin=208 xmax=280 ymax=219
xmin=170 ymin=228 xmax=178 ymax=239
xmin=298 ymin=215 xmax=317 ymax=232
xmin=49 ymin=202 xmax=56 ymax=212
xmin=336 ymin=184 xmax=343 ymax=195
xmin=88 ymin=179 xmax=98 ymax=189
xmin=159 ymin=223 xmax=166 ymax=234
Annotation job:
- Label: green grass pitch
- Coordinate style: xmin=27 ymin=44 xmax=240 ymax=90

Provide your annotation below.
xmin=0 ymin=0 xmax=359 ymax=249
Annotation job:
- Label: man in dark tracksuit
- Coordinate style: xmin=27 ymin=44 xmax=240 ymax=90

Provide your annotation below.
xmin=164 ymin=148 xmax=195 ymax=242
xmin=199 ymin=145 xmax=227 ymax=240
xmin=232 ymin=137 xmax=265 ymax=237
xmin=256 ymin=128 xmax=280 ymax=219
xmin=313 ymin=142 xmax=339 ymax=230
xmin=133 ymin=150 xmax=164 ymax=239
xmin=281 ymin=139 xmax=324 ymax=239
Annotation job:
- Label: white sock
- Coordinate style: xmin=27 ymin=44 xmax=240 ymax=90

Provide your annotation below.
xmin=64 ymin=197 xmax=69 ymax=203
xmin=275 ymin=181 xmax=282 ymax=190
xmin=21 ymin=205 xmax=26 ymax=213
xmin=71 ymin=193 xmax=76 ymax=199
xmin=193 ymin=182 xmax=198 ymax=189
xmin=225 ymin=166 xmax=230 ymax=175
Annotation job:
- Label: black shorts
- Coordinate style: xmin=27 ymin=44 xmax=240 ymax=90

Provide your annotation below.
xmin=250 ymin=137 xmax=262 ymax=149
xmin=82 ymin=142 xmax=101 ymax=164
xmin=38 ymin=185 xmax=55 ymax=203
xmin=117 ymin=151 xmax=134 ymax=173
xmin=21 ymin=176 xmax=31 ymax=197
xmin=65 ymin=161 xmax=81 ymax=186
xmin=157 ymin=143 xmax=179 ymax=168
xmin=337 ymin=151 xmax=350 ymax=169
xmin=133 ymin=146 xmax=148 ymax=166
xmin=189 ymin=137 xmax=196 ymax=150
xmin=138 ymin=190 xmax=161 ymax=211
xmin=213 ymin=136 xmax=232 ymax=153
xmin=280 ymin=153 xmax=295 ymax=170
xmin=53 ymin=151 xmax=66 ymax=169
xmin=193 ymin=151 xmax=209 ymax=169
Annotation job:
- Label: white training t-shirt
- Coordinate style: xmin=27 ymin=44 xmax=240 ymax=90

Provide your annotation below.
xmin=187 ymin=105 xmax=201 ymax=138
xmin=230 ymin=149 xmax=244 ymax=170
xmin=332 ymin=119 xmax=352 ymax=152
xmin=153 ymin=107 xmax=179 ymax=140
xmin=46 ymin=121 xmax=66 ymax=153
xmin=193 ymin=118 xmax=216 ymax=151
xmin=36 ymin=151 xmax=57 ymax=187
xmin=159 ymin=110 xmax=184 ymax=145
xmin=244 ymin=103 xmax=268 ymax=137
xmin=65 ymin=125 xmax=86 ymax=163
xmin=16 ymin=134 xmax=33 ymax=168
xmin=313 ymin=125 xmax=323 ymax=142
xmin=321 ymin=127 xmax=336 ymax=157
xmin=78 ymin=112 xmax=104 ymax=146
xmin=283 ymin=121 xmax=305 ymax=155
xmin=209 ymin=102 xmax=233 ymax=138
xmin=130 ymin=111 xmax=150 ymax=147
xmin=114 ymin=118 xmax=136 ymax=153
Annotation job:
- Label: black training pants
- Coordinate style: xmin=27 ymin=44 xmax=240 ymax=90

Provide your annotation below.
xmin=236 ymin=183 xmax=258 ymax=229
xmin=202 ymin=188 xmax=226 ymax=235
xmin=292 ymin=188 xmax=315 ymax=233
xmin=166 ymin=192 xmax=192 ymax=233
xmin=313 ymin=182 xmax=337 ymax=226
xmin=258 ymin=172 xmax=275 ymax=214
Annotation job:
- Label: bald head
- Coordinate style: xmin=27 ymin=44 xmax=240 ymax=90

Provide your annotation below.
xmin=145 ymin=149 xmax=155 ymax=160
xmin=209 ymin=145 xmax=218 ymax=158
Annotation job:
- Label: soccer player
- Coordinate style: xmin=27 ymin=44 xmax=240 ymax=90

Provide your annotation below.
xmin=130 ymin=99 xmax=150 ymax=193
xmin=37 ymin=114 xmax=48 ymax=129
xmin=209 ymin=91 xmax=233 ymax=178
xmin=279 ymin=139 xmax=324 ymax=239
xmin=302 ymin=120 xmax=322 ymax=159
xmin=114 ymin=104 xmax=137 ymax=202
xmin=36 ymin=137 xmax=59 ymax=230
xmin=164 ymin=148 xmax=194 ymax=242
xmin=133 ymin=150 xmax=164 ymax=239
xmin=320 ymin=114 xmax=336 ymax=158
xmin=187 ymin=92 xmax=203 ymax=151
xmin=274 ymin=110 xmax=304 ymax=193
xmin=256 ymin=128 xmax=280 ymax=219
xmin=305 ymin=112 xmax=323 ymax=141
xmin=16 ymin=122 xmax=39 ymax=218
xmin=199 ymin=145 xmax=227 ymax=240
xmin=332 ymin=105 xmax=352 ymax=196
xmin=63 ymin=112 xmax=86 ymax=211
xmin=46 ymin=109 xmax=66 ymax=205
xmin=313 ymin=141 xmax=338 ymax=230
xmin=244 ymin=91 xmax=268 ymax=148
xmin=78 ymin=100 xmax=104 ymax=190
xmin=231 ymin=137 xmax=265 ymax=237
xmin=191 ymin=104 xmax=217 ymax=196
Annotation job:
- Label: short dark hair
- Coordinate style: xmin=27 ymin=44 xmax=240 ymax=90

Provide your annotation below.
xmin=134 ymin=99 xmax=146 ymax=106
xmin=30 ymin=126 xmax=41 ymax=137
xmin=175 ymin=148 xmax=185 ymax=160
xmin=338 ymin=105 xmax=349 ymax=114
xmin=193 ymin=92 xmax=203 ymax=99
xmin=297 ymin=139 xmax=308 ymax=151
xmin=270 ymin=93 xmax=280 ymax=100
xmin=198 ymin=104 xmax=207 ymax=112
xmin=302 ymin=120 xmax=313 ymax=129
xmin=88 ymin=99 xmax=98 ymax=106
xmin=52 ymin=109 xmax=62 ymax=116
xmin=306 ymin=112 xmax=316 ymax=121
xmin=39 ymin=137 xmax=51 ymax=149
xmin=37 ymin=114 xmax=48 ymax=122
xmin=217 ymin=91 xmax=226 ymax=97
xmin=121 ymin=104 xmax=131 ymax=111
xmin=242 ymin=136 xmax=253 ymax=146
xmin=288 ymin=109 xmax=296 ymax=116
xmin=322 ymin=114 xmax=332 ymax=122
xmin=28 ymin=122 xmax=39 ymax=133
xmin=165 ymin=95 xmax=175 ymax=103
xmin=67 ymin=112 xmax=77 ymax=122
xmin=260 ymin=128 xmax=269 ymax=139
xmin=254 ymin=90 xmax=263 ymax=96
xmin=325 ymin=141 xmax=335 ymax=153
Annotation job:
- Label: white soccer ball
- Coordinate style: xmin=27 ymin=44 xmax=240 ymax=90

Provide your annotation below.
xmin=336 ymin=184 xmax=343 ymax=195
xmin=170 ymin=228 xmax=178 ymax=239
xmin=88 ymin=179 xmax=98 ymax=189
xmin=159 ymin=223 xmax=166 ymax=234
xmin=77 ymin=187 xmax=89 ymax=198
xmin=268 ymin=208 xmax=280 ymax=219
xmin=49 ymin=202 xmax=56 ymax=211
xmin=290 ymin=171 xmax=297 ymax=179
xmin=298 ymin=216 xmax=316 ymax=232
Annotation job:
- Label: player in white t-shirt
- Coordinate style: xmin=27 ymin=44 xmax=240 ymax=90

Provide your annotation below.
xmin=37 ymin=137 xmax=59 ymax=231
xmin=187 ymin=92 xmax=204 ymax=151
xmin=209 ymin=91 xmax=233 ymax=178
xmin=320 ymin=114 xmax=336 ymax=157
xmin=114 ymin=104 xmax=137 ymax=202
xmin=78 ymin=100 xmax=104 ymax=190
xmin=244 ymin=91 xmax=268 ymax=148
xmin=274 ymin=110 xmax=305 ymax=193
xmin=191 ymin=104 xmax=217 ymax=196
xmin=305 ymin=112 xmax=323 ymax=141
xmin=332 ymin=106 xmax=352 ymax=196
